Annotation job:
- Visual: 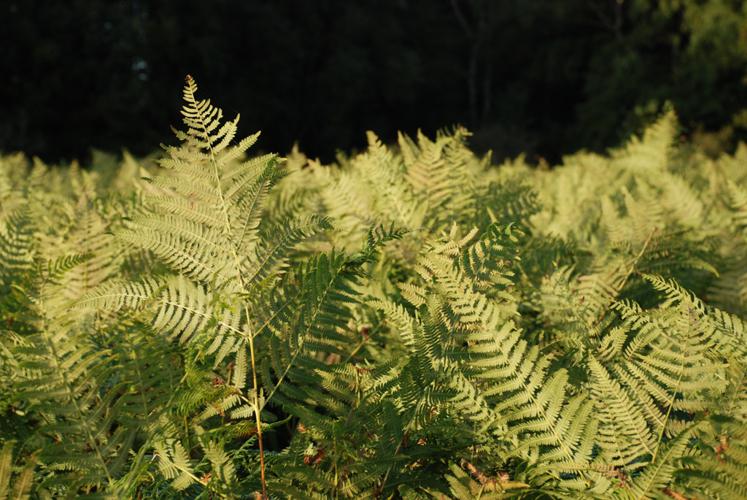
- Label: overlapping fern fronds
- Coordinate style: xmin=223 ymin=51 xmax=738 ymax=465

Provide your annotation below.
xmin=2 ymin=80 xmax=746 ymax=499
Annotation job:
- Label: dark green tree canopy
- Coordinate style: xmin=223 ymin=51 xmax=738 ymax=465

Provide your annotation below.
xmin=1 ymin=0 xmax=746 ymax=162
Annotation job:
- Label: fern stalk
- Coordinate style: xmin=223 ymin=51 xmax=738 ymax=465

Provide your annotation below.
xmin=183 ymin=75 xmax=268 ymax=498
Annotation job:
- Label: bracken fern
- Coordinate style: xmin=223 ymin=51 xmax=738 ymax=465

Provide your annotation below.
xmin=1 ymin=78 xmax=745 ymax=499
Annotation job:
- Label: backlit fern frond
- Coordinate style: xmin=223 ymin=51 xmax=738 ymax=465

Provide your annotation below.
xmin=10 ymin=258 xmax=136 ymax=493
xmin=0 ymin=441 xmax=35 ymax=500
xmin=0 ymin=210 xmax=35 ymax=287
xmin=371 ymin=225 xmax=603 ymax=492
xmin=4 ymin=77 xmax=747 ymax=499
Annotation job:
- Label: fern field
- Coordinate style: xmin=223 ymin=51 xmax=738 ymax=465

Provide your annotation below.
xmin=2 ymin=76 xmax=747 ymax=499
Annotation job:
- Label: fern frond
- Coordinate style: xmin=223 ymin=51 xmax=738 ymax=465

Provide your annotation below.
xmin=0 ymin=441 xmax=35 ymax=500
xmin=0 ymin=210 xmax=35 ymax=286
xmin=629 ymin=423 xmax=699 ymax=499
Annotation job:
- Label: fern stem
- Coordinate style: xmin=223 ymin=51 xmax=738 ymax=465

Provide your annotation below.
xmin=377 ymin=413 xmax=417 ymax=496
xmin=246 ymin=330 xmax=267 ymax=497
xmin=185 ymin=74 xmax=268 ymax=498
xmin=342 ymin=336 xmax=369 ymax=365
xmin=377 ymin=439 xmax=405 ymax=497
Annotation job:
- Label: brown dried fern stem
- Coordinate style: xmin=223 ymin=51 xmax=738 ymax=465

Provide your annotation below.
xmin=183 ymin=75 xmax=268 ymax=498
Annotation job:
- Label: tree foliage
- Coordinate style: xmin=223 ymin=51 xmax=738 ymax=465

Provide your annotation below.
xmin=2 ymin=0 xmax=746 ymax=163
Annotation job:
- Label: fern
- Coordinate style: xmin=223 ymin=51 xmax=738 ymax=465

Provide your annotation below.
xmin=3 ymin=81 xmax=747 ymax=498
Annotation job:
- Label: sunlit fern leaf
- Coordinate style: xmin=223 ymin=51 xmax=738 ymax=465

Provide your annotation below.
xmin=372 ymin=227 xmax=602 ymax=490
xmin=459 ymin=223 xmax=522 ymax=295
xmin=677 ymin=345 xmax=747 ymax=499
xmin=587 ymin=354 xmax=655 ymax=469
xmin=62 ymin=77 xmax=326 ymax=496
xmin=402 ymin=131 xmax=453 ymax=210
xmin=108 ymin=321 xmax=182 ymax=434
xmin=120 ymin=76 xmax=287 ymax=292
xmin=628 ymin=423 xmax=700 ymax=500
xmin=583 ymin=277 xmax=740 ymax=495
xmin=83 ymin=77 xmax=327 ymax=419
xmin=619 ymin=308 xmax=723 ymax=414
xmin=678 ymin=404 xmax=747 ymax=500
xmin=58 ymin=212 xmax=124 ymax=302
xmin=0 ymin=441 xmax=35 ymax=500
xmin=440 ymin=461 xmax=531 ymax=500
xmin=612 ymin=109 xmax=677 ymax=174
xmin=228 ymin=156 xmax=285 ymax=251
xmin=154 ymin=439 xmax=196 ymax=492
xmin=244 ymin=214 xmax=332 ymax=290
xmin=0 ymin=210 xmax=35 ymax=286
xmin=117 ymin=213 xmax=231 ymax=284
xmin=151 ymin=275 xmax=230 ymax=344
xmin=10 ymin=258 xmax=140 ymax=492
xmin=725 ymin=180 xmax=747 ymax=234
xmin=75 ymin=277 xmax=163 ymax=313
xmin=659 ymin=172 xmax=704 ymax=229
xmin=707 ymin=259 xmax=747 ymax=314
xmin=202 ymin=440 xmax=237 ymax=490
xmin=358 ymin=131 xmax=424 ymax=230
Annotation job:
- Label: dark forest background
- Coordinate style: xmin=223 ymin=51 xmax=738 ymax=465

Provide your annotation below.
xmin=2 ymin=0 xmax=746 ymax=164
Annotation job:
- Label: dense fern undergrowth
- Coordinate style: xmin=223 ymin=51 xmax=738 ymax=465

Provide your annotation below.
xmin=2 ymin=77 xmax=747 ymax=499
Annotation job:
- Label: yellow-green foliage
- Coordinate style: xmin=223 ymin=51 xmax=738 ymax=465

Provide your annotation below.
xmin=1 ymin=78 xmax=746 ymax=499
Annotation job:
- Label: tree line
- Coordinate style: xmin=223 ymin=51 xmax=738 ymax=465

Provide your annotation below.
xmin=1 ymin=0 xmax=745 ymax=163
